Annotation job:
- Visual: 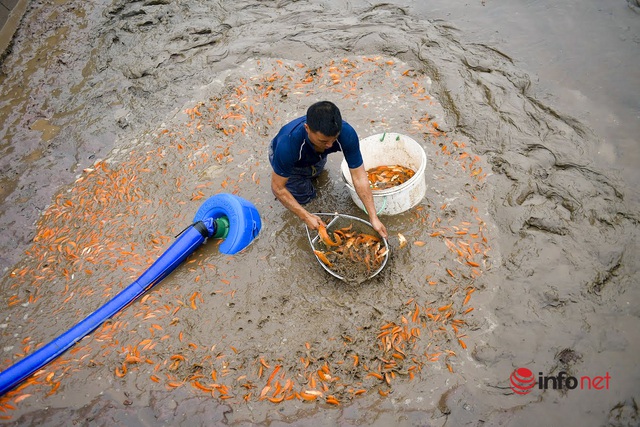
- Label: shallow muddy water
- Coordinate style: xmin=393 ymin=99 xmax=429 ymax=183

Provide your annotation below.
xmin=0 ymin=1 xmax=638 ymax=426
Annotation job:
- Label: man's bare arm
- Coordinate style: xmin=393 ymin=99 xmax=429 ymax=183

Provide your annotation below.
xmin=350 ymin=165 xmax=388 ymax=238
xmin=271 ymin=172 xmax=325 ymax=230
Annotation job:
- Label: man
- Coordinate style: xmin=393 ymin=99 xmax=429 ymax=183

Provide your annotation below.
xmin=269 ymin=101 xmax=388 ymax=238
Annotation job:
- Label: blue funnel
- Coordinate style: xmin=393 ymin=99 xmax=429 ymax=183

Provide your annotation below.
xmin=0 ymin=194 xmax=261 ymax=396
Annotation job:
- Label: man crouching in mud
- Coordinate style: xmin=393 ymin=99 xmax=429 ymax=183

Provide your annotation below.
xmin=269 ymin=100 xmax=388 ymax=238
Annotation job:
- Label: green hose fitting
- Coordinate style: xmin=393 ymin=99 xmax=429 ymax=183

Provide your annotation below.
xmin=213 ymin=216 xmax=230 ymax=239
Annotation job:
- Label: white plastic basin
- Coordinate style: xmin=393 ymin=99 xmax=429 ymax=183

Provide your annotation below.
xmin=341 ymin=132 xmax=427 ymax=215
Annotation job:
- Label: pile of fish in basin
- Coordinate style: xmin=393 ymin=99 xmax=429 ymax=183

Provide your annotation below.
xmin=309 ymin=133 xmax=427 ymax=283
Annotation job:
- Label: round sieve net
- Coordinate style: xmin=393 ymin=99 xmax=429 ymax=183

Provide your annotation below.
xmin=306 ymin=213 xmax=389 ymax=284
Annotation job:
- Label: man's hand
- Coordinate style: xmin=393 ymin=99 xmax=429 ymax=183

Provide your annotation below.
xmin=303 ymin=213 xmax=327 ymax=231
xmin=369 ymin=215 xmax=388 ymax=239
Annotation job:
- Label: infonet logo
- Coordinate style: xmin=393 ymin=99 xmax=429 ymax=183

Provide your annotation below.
xmin=510 ymin=368 xmax=611 ymax=395
xmin=510 ymin=368 xmax=537 ymax=395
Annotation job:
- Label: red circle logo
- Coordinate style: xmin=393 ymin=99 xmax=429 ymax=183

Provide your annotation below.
xmin=510 ymin=368 xmax=536 ymax=395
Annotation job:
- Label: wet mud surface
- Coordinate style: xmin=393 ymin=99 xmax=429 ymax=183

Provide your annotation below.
xmin=1 ymin=1 xmax=639 ymax=426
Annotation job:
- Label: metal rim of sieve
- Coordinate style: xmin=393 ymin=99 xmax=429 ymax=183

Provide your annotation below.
xmin=305 ymin=213 xmax=390 ymax=282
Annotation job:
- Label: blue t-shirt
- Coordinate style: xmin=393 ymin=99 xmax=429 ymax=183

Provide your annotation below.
xmin=269 ymin=116 xmax=363 ymax=177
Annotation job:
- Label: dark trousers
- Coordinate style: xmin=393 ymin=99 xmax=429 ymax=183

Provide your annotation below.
xmin=285 ymin=157 xmax=327 ymax=205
